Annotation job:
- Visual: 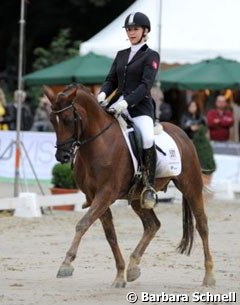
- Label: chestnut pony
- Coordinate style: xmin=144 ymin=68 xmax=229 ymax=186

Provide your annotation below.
xmin=44 ymin=83 xmax=215 ymax=288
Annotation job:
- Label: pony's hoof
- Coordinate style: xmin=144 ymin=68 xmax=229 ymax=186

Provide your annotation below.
xmin=202 ymin=275 xmax=216 ymax=287
xmin=127 ymin=266 xmax=141 ymax=282
xmin=111 ymin=279 xmax=127 ymax=288
xmin=57 ymin=264 xmax=74 ymax=278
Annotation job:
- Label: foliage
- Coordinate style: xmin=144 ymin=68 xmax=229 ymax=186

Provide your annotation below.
xmin=51 ymin=163 xmax=77 ymax=189
xmin=192 ymin=126 xmax=216 ymax=175
xmin=0 ymin=0 xmax=134 ymax=100
xmin=26 ymin=28 xmax=79 ymax=111
xmin=33 ymin=29 xmax=80 ymax=71
xmin=89 ymin=0 xmax=111 ymax=6
xmin=70 ymin=0 xmax=111 ymax=6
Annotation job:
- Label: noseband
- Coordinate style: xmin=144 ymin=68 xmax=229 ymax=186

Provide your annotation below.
xmin=52 ymin=100 xmax=113 ymax=156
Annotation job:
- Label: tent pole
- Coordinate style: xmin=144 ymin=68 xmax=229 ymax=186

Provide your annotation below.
xmin=14 ymin=0 xmax=26 ymax=197
xmin=156 ymin=0 xmax=163 ymax=88
xmin=158 ymin=0 xmax=163 ymax=58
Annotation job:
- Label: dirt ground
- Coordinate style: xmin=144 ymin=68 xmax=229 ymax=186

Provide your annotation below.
xmin=0 ymin=198 xmax=239 ymax=305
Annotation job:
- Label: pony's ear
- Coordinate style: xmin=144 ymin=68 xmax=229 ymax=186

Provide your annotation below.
xmin=43 ymin=85 xmax=55 ymax=104
xmin=76 ymin=88 xmax=82 ymax=97
xmin=67 ymin=87 xmax=78 ymax=102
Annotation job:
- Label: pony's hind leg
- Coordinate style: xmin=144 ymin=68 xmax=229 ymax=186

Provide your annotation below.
xmin=175 ymin=177 xmax=216 ymax=287
xmin=127 ymin=199 xmax=161 ymax=282
xmin=193 ymin=198 xmax=216 ymax=286
xmin=99 ymin=208 xmax=126 ymax=288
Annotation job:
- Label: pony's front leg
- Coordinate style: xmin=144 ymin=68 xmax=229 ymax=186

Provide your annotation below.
xmin=99 ymin=208 xmax=126 ymax=288
xmin=127 ymin=200 xmax=161 ymax=282
xmin=57 ymin=196 xmax=111 ymax=278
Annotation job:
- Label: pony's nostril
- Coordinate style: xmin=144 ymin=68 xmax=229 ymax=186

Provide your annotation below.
xmin=63 ymin=154 xmax=71 ymax=162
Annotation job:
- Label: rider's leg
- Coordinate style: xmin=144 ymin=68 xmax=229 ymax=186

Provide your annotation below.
xmin=142 ymin=144 xmax=156 ymax=206
xmin=131 ymin=115 xmax=156 ymax=208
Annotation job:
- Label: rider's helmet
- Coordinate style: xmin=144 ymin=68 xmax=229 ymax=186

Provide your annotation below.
xmin=123 ymin=12 xmax=151 ymax=32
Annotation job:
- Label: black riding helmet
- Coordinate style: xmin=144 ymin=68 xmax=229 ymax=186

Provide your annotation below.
xmin=123 ymin=12 xmax=151 ymax=32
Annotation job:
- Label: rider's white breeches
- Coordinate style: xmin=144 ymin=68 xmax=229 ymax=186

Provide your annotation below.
xmin=130 ymin=115 xmax=154 ymax=149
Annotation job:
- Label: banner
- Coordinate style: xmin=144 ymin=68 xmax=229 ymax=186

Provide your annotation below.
xmin=0 ymin=131 xmax=240 ymax=184
xmin=0 ymin=131 xmax=57 ymax=180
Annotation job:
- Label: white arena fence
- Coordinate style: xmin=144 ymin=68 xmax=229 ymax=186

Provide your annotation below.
xmin=0 ymin=192 xmax=86 ymax=217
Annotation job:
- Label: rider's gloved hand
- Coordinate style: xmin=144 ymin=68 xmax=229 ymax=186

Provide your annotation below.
xmin=97 ymin=92 xmax=108 ymax=107
xmin=110 ymin=100 xmax=128 ymax=115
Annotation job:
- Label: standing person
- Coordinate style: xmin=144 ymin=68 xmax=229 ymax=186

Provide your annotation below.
xmin=0 ymin=90 xmax=33 ymax=131
xmin=31 ymin=95 xmax=53 ymax=131
xmin=206 ymin=94 xmax=234 ymax=142
xmin=181 ymin=100 xmax=206 ymax=139
xmin=0 ymin=88 xmax=8 ymax=130
xmin=151 ymin=86 xmax=172 ymax=122
xmin=97 ymin=12 xmax=160 ymax=208
xmin=181 ymin=100 xmax=216 ymax=176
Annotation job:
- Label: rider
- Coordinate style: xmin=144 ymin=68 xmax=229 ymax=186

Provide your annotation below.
xmin=97 ymin=12 xmax=160 ymax=208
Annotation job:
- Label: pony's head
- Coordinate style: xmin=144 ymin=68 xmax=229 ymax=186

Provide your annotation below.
xmin=44 ymin=84 xmax=88 ymax=163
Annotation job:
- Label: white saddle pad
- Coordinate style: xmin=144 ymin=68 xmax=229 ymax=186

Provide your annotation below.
xmin=118 ymin=117 xmax=182 ymax=178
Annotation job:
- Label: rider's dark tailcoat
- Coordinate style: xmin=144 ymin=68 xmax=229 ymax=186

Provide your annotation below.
xmin=101 ymin=44 xmax=160 ymax=119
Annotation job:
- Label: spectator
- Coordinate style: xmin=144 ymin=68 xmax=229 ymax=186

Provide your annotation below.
xmin=0 ymin=88 xmax=8 ymax=130
xmin=181 ymin=100 xmax=206 ymax=139
xmin=151 ymin=86 xmax=172 ymax=122
xmin=181 ymin=99 xmax=216 ymax=175
xmin=232 ymin=91 xmax=240 ymax=142
xmin=31 ymin=95 xmax=53 ymax=131
xmin=206 ymin=94 xmax=234 ymax=141
xmin=159 ymin=100 xmax=172 ymax=122
xmin=0 ymin=90 xmax=33 ymax=131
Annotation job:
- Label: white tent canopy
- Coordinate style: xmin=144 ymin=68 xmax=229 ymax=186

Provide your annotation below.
xmin=80 ymin=0 xmax=240 ymax=64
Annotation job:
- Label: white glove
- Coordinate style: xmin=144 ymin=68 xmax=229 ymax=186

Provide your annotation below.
xmin=97 ymin=92 xmax=107 ymax=106
xmin=110 ymin=100 xmax=128 ymax=115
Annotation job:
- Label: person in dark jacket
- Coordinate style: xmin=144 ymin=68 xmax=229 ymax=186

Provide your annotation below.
xmin=181 ymin=99 xmax=216 ymax=176
xmin=97 ymin=12 xmax=160 ymax=208
xmin=181 ymin=100 xmax=206 ymax=139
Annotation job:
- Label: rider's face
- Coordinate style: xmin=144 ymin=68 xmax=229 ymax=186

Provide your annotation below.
xmin=126 ymin=27 xmax=144 ymax=45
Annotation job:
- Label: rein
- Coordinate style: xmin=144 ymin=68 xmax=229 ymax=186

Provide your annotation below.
xmin=52 ymin=102 xmax=114 ymax=151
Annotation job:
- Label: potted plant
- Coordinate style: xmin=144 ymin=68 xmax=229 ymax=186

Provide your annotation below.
xmin=50 ymin=163 xmax=78 ymax=211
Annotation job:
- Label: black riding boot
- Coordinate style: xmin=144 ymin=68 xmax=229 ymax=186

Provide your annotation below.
xmin=142 ymin=145 xmax=157 ymax=209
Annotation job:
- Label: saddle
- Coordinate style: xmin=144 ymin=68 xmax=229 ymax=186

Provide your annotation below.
xmin=121 ymin=113 xmax=166 ymax=162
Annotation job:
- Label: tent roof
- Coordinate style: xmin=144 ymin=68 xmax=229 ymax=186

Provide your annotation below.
xmin=160 ymin=57 xmax=240 ymax=90
xmin=24 ymin=52 xmax=113 ymax=86
xmin=80 ymin=0 xmax=240 ymax=64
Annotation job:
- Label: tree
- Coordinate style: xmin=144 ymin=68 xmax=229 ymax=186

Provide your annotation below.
xmin=0 ymin=0 xmax=135 ymax=76
xmin=32 ymin=28 xmax=79 ymax=71
xmin=27 ymin=28 xmax=80 ymax=110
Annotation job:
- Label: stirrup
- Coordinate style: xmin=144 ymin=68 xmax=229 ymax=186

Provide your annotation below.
xmin=140 ymin=186 xmax=157 ymax=209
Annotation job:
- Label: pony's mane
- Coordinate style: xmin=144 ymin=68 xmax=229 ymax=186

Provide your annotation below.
xmin=57 ymin=83 xmax=95 ymax=104
xmin=55 ymin=83 xmax=106 ymax=117
xmin=63 ymin=83 xmax=91 ymax=95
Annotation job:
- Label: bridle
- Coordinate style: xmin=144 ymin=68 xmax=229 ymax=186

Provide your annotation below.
xmin=52 ymin=100 xmax=114 ymax=156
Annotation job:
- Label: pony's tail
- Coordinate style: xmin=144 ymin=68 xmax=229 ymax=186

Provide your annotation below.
xmin=177 ymin=197 xmax=194 ymax=255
